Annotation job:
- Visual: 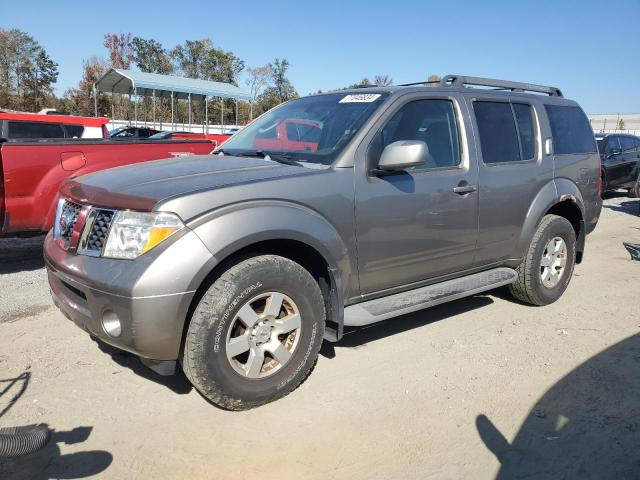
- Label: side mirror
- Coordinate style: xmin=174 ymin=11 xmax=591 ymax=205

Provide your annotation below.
xmin=374 ymin=140 xmax=429 ymax=174
xmin=607 ymin=148 xmax=622 ymax=159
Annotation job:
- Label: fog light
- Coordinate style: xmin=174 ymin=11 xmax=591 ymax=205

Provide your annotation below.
xmin=102 ymin=310 xmax=122 ymax=337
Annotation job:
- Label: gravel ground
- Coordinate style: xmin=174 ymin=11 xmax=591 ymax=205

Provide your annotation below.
xmin=0 ymin=194 xmax=639 ymax=480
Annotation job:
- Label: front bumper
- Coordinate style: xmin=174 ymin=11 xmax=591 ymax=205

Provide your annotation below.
xmin=44 ymin=229 xmax=216 ymax=360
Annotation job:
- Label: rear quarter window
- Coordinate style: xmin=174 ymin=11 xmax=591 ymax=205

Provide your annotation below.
xmin=545 ymin=105 xmax=596 ymax=155
xmin=64 ymin=124 xmax=84 ymax=138
xmin=8 ymin=121 xmax=65 ymax=139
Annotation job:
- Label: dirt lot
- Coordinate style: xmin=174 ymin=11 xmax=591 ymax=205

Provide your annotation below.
xmin=1 ymin=194 xmax=639 ymax=480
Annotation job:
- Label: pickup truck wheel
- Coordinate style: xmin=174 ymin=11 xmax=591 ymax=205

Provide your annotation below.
xmin=182 ymin=255 xmax=325 ymax=410
xmin=509 ymin=215 xmax=576 ymax=306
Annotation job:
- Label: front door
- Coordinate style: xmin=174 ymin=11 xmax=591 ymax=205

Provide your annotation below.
xmin=354 ymin=96 xmax=479 ymax=295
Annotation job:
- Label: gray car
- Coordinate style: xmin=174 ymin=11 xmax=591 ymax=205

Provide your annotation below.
xmin=44 ymin=75 xmax=602 ymax=409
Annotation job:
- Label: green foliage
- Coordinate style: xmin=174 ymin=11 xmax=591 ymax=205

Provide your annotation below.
xmin=131 ymin=37 xmax=173 ymax=74
xmin=253 ymin=58 xmax=298 ymax=116
xmin=170 ymin=39 xmax=244 ymax=84
xmin=0 ymin=28 xmax=59 ymax=112
xmin=617 ymin=118 xmax=626 ymax=130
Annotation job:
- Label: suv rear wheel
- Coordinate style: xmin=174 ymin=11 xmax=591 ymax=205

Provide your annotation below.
xmin=629 ymin=173 xmax=640 ymax=198
xmin=509 ymin=214 xmax=577 ymax=306
xmin=182 ymin=255 xmax=325 ymax=410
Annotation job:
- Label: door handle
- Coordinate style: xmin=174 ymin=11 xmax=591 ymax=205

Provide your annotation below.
xmin=453 ymin=183 xmax=477 ymax=195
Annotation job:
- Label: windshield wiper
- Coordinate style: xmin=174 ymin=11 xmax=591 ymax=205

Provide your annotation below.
xmin=239 ymin=150 xmax=303 ymax=167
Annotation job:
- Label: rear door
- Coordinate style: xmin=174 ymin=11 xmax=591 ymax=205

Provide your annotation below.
xmin=354 ymin=93 xmax=479 ymax=295
xmin=619 ymin=136 xmax=639 ymax=185
xmin=469 ymin=96 xmax=552 ymax=265
xmin=602 ymin=136 xmax=623 ymax=188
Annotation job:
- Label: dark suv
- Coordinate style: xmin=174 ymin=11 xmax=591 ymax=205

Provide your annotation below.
xmin=596 ymin=133 xmax=640 ymax=197
xmin=45 ymin=75 xmax=602 ymax=409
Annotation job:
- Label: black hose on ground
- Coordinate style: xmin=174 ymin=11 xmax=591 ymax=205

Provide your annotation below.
xmin=0 ymin=425 xmax=50 ymax=457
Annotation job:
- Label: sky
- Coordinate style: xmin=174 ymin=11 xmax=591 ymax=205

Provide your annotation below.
xmin=4 ymin=0 xmax=640 ymax=113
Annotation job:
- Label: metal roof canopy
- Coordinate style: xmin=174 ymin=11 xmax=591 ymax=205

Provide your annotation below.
xmin=95 ymin=68 xmax=252 ymax=101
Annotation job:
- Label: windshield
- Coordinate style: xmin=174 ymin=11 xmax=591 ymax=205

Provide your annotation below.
xmin=217 ymin=92 xmax=389 ymax=165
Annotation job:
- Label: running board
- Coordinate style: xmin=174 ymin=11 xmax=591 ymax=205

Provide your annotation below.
xmin=344 ymin=268 xmax=517 ymax=327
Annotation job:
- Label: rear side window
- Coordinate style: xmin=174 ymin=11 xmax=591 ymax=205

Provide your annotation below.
xmin=620 ymin=136 xmax=637 ymax=152
xmin=64 ymin=124 xmax=84 ymax=138
xmin=545 ymin=105 xmax=596 ymax=155
xmin=8 ymin=121 xmax=65 ymax=139
xmin=474 ymin=102 xmax=536 ymax=163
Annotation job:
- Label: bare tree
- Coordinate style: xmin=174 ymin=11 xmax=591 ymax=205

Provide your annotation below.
xmin=103 ymin=33 xmax=133 ymax=69
xmin=374 ymin=74 xmax=393 ymax=86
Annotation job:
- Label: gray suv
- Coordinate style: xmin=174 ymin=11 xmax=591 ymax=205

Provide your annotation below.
xmin=45 ymin=75 xmax=602 ymax=410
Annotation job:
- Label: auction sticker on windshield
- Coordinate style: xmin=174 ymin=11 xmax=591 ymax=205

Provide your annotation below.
xmin=339 ymin=94 xmax=382 ymax=103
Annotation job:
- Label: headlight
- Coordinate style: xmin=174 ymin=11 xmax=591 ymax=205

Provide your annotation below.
xmin=102 ymin=211 xmax=184 ymax=259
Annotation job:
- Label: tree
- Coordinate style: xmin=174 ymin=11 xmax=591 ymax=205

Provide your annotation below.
xmin=22 ymin=49 xmax=58 ymax=111
xmin=103 ymin=33 xmax=133 ymax=69
xmin=246 ymin=64 xmax=272 ymax=102
xmin=0 ymin=28 xmax=58 ymax=111
xmin=64 ymin=56 xmax=108 ymax=116
xmin=617 ymin=118 xmax=626 ymax=131
xmin=253 ymin=58 xmax=298 ymax=116
xmin=373 ymin=74 xmax=393 ymax=86
xmin=131 ymin=37 xmax=173 ymax=74
xmin=171 ymin=39 xmax=244 ymax=84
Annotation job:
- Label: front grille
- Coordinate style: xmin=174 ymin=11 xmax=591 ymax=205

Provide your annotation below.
xmin=59 ymin=200 xmax=82 ymax=242
xmin=86 ymin=210 xmax=114 ymax=252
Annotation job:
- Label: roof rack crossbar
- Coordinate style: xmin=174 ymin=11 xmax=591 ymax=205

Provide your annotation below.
xmin=439 ymin=74 xmax=563 ymax=97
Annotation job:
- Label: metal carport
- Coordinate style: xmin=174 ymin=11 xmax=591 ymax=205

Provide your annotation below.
xmin=94 ymin=68 xmax=252 ymax=132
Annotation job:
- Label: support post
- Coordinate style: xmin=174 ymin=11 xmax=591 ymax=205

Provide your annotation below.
xmin=111 ymin=87 xmax=114 ymax=121
xmin=188 ymin=93 xmax=192 ymax=129
xmin=205 ymin=97 xmax=208 ymax=134
xmin=221 ymin=97 xmax=224 ymax=134
xmin=128 ymin=90 xmax=132 ymax=126
xmin=152 ymin=90 xmax=156 ymax=127
xmin=93 ymin=85 xmax=98 ymax=117
xmin=134 ymin=86 xmax=138 ymax=127
xmin=235 ymin=99 xmax=238 ymax=126
xmin=171 ymin=91 xmax=174 ymax=131
xmin=250 ymin=101 xmax=253 ymax=122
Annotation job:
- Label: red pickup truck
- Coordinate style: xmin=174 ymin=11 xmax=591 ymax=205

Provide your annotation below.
xmin=0 ymin=139 xmax=215 ymax=235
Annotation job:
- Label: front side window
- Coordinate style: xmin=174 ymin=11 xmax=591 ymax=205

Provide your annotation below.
xmin=376 ymin=99 xmax=461 ymax=169
xmin=604 ymin=136 xmax=621 ymax=156
xmin=8 ymin=121 xmax=65 ymax=139
xmin=219 ymin=92 xmax=389 ymax=165
xmin=545 ymin=105 xmax=596 ymax=155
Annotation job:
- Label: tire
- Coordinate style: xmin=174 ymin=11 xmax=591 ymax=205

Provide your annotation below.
xmin=509 ymin=215 xmax=576 ymax=306
xmin=183 ymin=255 xmax=325 ymax=410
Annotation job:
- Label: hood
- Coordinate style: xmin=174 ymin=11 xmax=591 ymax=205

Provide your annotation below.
xmin=61 ymin=155 xmax=318 ymax=211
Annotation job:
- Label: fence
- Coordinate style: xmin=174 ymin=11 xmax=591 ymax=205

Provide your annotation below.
xmin=106 ymin=120 xmax=240 ymax=135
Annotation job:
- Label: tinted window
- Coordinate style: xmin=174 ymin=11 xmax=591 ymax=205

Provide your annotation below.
xmin=545 ymin=105 xmax=596 ymax=154
xmin=513 ymin=104 xmax=535 ymax=160
xmin=474 ymin=102 xmax=521 ymax=163
xmin=64 ymin=124 xmax=84 ymax=138
xmin=8 ymin=121 xmax=65 ymax=139
xmin=604 ymin=136 xmax=621 ymax=155
xmin=286 ymin=122 xmax=300 ymax=141
xmin=377 ymin=99 xmax=460 ymax=169
xmin=620 ymin=136 xmax=636 ymax=152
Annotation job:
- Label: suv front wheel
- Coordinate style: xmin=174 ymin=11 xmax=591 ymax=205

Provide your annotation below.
xmin=509 ymin=214 xmax=577 ymax=306
xmin=182 ymin=255 xmax=325 ymax=410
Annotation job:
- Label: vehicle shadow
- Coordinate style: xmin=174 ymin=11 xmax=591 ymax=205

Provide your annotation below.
xmin=603 ymin=199 xmax=640 ymax=216
xmin=0 ymin=425 xmax=113 ymax=480
xmin=93 ymin=337 xmax=193 ymax=394
xmin=320 ymin=294 xmax=494 ymax=358
xmin=0 ymin=372 xmax=112 ymax=479
xmin=0 ymin=235 xmax=46 ymax=274
xmin=476 ymin=332 xmax=640 ymax=480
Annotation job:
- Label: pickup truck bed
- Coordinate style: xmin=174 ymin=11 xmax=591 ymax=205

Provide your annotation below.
xmin=0 ymin=138 xmax=215 ymax=235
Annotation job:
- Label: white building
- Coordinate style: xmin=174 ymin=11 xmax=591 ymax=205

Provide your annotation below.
xmin=588 ymin=113 xmax=640 ymax=136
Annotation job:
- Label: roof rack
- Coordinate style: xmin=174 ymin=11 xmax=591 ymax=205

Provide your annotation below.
xmin=438 ymin=74 xmax=563 ymax=97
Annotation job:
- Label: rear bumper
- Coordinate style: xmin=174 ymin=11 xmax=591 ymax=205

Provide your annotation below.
xmin=44 ymin=229 xmax=216 ymax=360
